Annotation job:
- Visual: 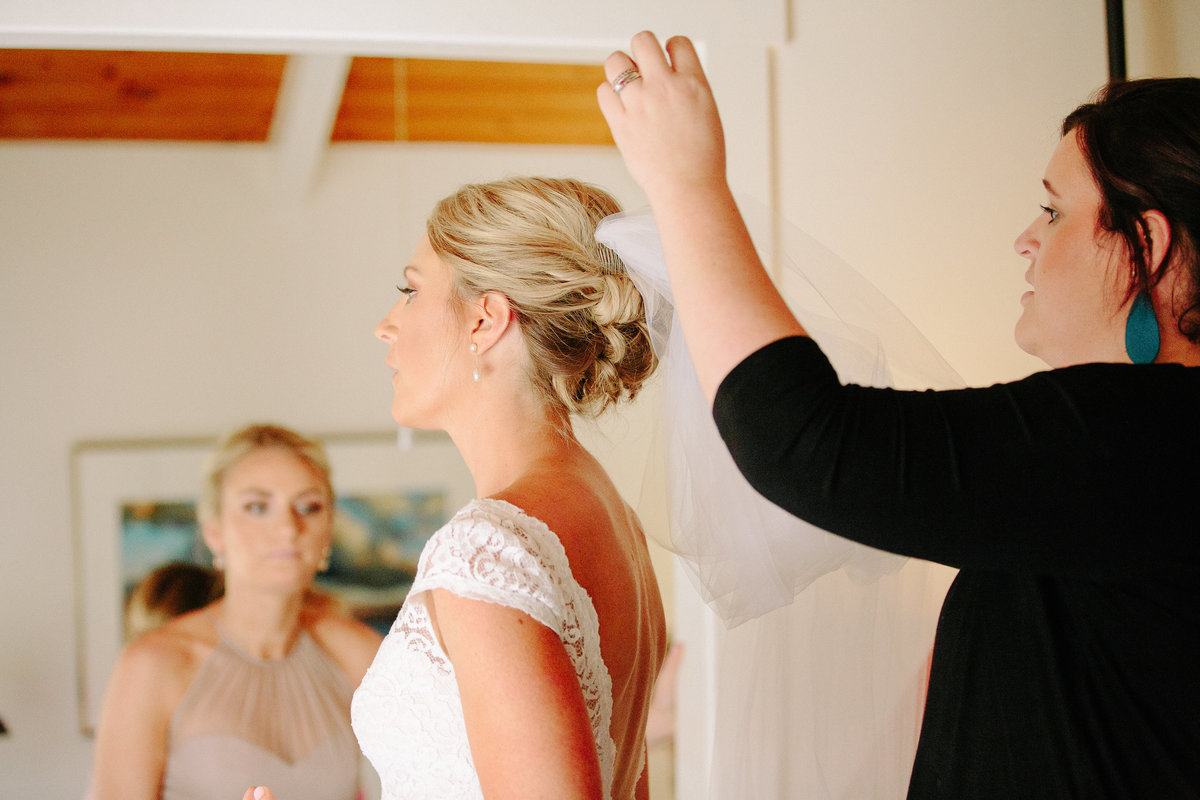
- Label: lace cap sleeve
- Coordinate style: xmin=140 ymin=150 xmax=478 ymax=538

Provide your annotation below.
xmin=410 ymin=499 xmax=571 ymax=636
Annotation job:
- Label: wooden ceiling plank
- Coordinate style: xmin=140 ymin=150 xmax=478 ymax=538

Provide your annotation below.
xmin=330 ymin=55 xmax=611 ymax=144
xmin=0 ymin=48 xmax=284 ymax=140
xmin=2 ymin=49 xmax=614 ymax=145
xmin=329 ymin=55 xmax=397 ymax=142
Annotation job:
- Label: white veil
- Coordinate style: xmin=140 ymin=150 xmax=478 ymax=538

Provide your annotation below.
xmin=596 ymin=200 xmax=963 ymax=797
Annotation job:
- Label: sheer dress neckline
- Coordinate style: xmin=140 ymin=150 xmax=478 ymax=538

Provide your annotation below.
xmin=170 ymin=629 xmax=355 ymax=764
xmin=161 ymin=627 xmax=361 ymax=800
xmin=212 ymin=619 xmax=304 ymax=665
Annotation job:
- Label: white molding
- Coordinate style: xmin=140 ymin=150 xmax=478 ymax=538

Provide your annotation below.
xmin=0 ymin=1 xmax=785 ymax=56
xmin=269 ymin=53 xmax=352 ymax=196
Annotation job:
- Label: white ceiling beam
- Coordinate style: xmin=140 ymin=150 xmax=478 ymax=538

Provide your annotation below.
xmin=269 ymin=52 xmax=352 ymax=198
xmin=0 ymin=0 xmax=785 ymax=57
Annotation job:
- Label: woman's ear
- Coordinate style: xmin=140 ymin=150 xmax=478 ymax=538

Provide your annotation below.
xmin=469 ymin=291 xmax=515 ymax=353
xmin=1142 ymin=209 xmax=1173 ymax=278
xmin=201 ymin=521 xmax=223 ymax=559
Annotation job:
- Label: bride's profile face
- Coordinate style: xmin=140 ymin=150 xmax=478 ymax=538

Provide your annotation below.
xmin=375 ymin=235 xmax=472 ymax=429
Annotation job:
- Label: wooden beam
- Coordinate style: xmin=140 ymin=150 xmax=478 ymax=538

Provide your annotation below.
xmin=0 ymin=49 xmax=284 ymax=140
xmin=0 ymin=50 xmax=614 ymax=146
xmin=331 ymin=57 xmax=614 ymax=146
xmin=328 ymin=56 xmax=401 ymax=142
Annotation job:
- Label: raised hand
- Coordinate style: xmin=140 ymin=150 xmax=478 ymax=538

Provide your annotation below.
xmin=596 ymin=31 xmax=806 ymax=401
xmin=598 ymin=32 xmax=728 ymax=203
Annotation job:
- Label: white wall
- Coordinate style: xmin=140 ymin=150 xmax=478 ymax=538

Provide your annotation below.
xmin=1127 ymin=0 xmax=1200 ymax=78
xmin=774 ymin=1 xmax=1104 ymax=387
xmin=773 ymin=0 xmax=1196 ymax=389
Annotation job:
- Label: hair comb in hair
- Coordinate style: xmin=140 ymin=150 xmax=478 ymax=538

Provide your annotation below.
xmin=596 ymin=243 xmax=626 ymax=275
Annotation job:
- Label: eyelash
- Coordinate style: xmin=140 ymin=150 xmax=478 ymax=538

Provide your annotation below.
xmin=396 ymin=285 xmax=416 ymax=302
xmin=1040 ymin=205 xmax=1059 ymax=222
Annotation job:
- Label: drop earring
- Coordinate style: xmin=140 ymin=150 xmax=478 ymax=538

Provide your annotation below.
xmin=212 ymin=552 xmax=225 ymax=571
xmin=318 ymin=545 xmax=331 ymax=572
xmin=470 ymin=342 xmax=480 ymax=382
xmin=1125 ymin=291 xmax=1160 ymax=364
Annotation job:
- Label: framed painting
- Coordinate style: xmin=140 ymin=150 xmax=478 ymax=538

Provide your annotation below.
xmin=71 ymin=429 xmax=473 ymax=735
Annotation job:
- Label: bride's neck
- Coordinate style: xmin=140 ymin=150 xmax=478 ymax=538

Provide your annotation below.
xmin=450 ymin=403 xmax=578 ymax=499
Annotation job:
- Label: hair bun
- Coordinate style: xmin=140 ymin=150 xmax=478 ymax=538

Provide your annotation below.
xmin=427 ymin=176 xmax=659 ymax=419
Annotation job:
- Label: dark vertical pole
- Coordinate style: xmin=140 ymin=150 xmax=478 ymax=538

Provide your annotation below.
xmin=1106 ymin=0 xmax=1127 ymax=82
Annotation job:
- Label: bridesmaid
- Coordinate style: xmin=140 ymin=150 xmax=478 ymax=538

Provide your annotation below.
xmin=91 ymin=423 xmax=381 ymax=800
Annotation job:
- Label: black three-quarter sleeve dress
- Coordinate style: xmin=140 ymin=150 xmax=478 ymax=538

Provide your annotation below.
xmin=713 ymin=335 xmax=1200 ymax=799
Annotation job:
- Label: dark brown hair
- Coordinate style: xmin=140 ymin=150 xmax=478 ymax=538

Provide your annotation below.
xmin=124 ymin=561 xmax=221 ymax=640
xmin=1062 ymin=77 xmax=1200 ymax=339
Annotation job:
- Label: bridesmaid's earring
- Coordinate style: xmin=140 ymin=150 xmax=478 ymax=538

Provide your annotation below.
xmin=470 ymin=342 xmax=480 ymax=382
xmin=1125 ymin=291 xmax=1159 ymax=364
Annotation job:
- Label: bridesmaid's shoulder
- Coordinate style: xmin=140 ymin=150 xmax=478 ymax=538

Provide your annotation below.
xmin=116 ymin=605 xmax=216 ymax=691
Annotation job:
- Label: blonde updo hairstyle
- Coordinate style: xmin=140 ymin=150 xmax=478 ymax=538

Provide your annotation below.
xmin=427 ymin=177 xmax=657 ymax=420
xmin=197 ymin=423 xmax=334 ymax=527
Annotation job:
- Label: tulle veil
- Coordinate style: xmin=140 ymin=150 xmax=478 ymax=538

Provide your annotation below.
xmin=596 ymin=199 xmax=961 ymax=798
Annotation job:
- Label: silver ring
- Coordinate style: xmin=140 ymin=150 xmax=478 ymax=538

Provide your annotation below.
xmin=611 ymin=67 xmax=642 ymax=94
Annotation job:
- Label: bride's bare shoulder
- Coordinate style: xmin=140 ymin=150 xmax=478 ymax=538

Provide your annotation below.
xmin=499 ymin=476 xmax=644 ymax=588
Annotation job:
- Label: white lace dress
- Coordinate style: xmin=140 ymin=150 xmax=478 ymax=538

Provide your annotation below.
xmin=351 ymin=498 xmax=617 ymax=799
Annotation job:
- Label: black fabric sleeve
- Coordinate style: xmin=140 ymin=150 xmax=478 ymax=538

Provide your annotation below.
xmin=712 ymin=336 xmax=1198 ymax=581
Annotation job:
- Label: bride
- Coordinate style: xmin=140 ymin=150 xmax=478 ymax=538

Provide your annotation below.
xmin=248 ymin=176 xmax=666 ymax=800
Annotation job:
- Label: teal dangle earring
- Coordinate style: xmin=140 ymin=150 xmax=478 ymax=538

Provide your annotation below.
xmin=1125 ymin=291 xmax=1160 ymax=364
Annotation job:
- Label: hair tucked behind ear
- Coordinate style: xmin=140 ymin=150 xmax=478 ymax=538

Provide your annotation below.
xmin=427 ymin=176 xmax=658 ymax=419
xmin=1063 ymin=77 xmax=1200 ymax=341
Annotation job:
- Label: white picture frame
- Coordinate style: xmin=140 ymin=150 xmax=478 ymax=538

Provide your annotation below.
xmin=70 ymin=429 xmax=473 ymax=736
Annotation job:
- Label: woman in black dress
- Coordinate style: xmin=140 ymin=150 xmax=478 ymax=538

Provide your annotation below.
xmin=599 ymin=31 xmax=1200 ymax=798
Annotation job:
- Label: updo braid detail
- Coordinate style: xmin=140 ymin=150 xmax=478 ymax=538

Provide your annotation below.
xmin=427 ymin=176 xmax=657 ymax=419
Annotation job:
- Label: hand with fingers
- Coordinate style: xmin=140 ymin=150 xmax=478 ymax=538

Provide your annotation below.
xmin=596 ymin=31 xmax=805 ymax=401
xmin=598 ymin=32 xmax=728 ymax=204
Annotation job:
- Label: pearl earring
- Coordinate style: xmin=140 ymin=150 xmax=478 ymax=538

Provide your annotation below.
xmin=470 ymin=342 xmax=480 ymax=382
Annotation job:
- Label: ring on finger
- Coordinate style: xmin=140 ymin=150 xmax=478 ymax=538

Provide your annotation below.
xmin=611 ymin=67 xmax=642 ymax=94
